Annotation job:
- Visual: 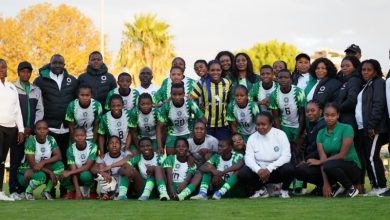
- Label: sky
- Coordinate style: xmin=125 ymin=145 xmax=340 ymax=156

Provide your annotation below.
xmin=1 ymin=0 xmax=389 ymax=77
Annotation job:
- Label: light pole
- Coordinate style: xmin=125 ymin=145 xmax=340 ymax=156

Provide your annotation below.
xmin=100 ymin=0 xmax=104 ymax=58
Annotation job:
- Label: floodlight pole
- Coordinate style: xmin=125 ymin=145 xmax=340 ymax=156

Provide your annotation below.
xmin=100 ymin=0 xmax=104 ymax=58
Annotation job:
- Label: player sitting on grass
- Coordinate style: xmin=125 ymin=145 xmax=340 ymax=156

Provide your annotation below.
xmin=92 ymin=135 xmax=131 ymax=200
xmin=129 ymin=93 xmax=159 ymax=154
xmin=117 ymin=137 xmax=168 ymax=201
xmin=17 ymin=120 xmax=64 ymax=200
xmin=156 ymin=82 xmax=205 ymax=155
xmin=98 ymin=94 xmax=132 ymax=157
xmin=105 ymin=72 xmax=139 ymax=112
xmin=161 ymin=138 xmax=197 ymax=201
xmin=60 ymin=127 xmax=97 ymax=199
xmin=191 ymin=138 xmax=244 ymax=200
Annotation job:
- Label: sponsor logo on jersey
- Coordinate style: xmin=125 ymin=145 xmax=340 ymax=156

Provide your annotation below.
xmin=66 ymin=77 xmax=72 ymax=85
xmin=274 ymin=146 xmax=280 ymax=152
xmin=319 ymin=86 xmax=326 ymax=92
xmin=101 ymin=76 xmax=107 ymax=81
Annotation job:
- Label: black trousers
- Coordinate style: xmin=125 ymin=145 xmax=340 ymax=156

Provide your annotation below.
xmin=49 ymin=131 xmax=70 ymax=197
xmin=238 ymin=163 xmax=294 ymax=192
xmin=0 ymin=126 xmax=17 ymax=191
xmin=295 ymin=160 xmax=360 ymax=189
xmin=359 ymin=130 xmax=387 ymax=188
xmin=9 ymin=142 xmax=25 ymax=193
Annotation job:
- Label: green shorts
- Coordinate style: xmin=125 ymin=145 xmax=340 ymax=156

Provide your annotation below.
xmin=130 ymin=138 xmax=158 ymax=151
xmin=165 ymin=134 xmax=190 ymax=148
xmin=281 ymin=125 xmax=298 ymax=142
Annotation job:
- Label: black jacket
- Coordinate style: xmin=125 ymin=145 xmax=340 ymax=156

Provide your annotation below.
xmin=312 ymin=77 xmax=342 ymax=106
xmin=78 ymin=64 xmax=116 ymax=105
xmin=292 ymin=72 xmax=304 ymax=86
xmin=34 ymin=64 xmax=78 ymax=129
xmin=335 ymin=71 xmax=363 ymax=129
xmin=361 ymin=77 xmax=388 ymax=134
xmin=305 ymin=118 xmax=326 ymax=160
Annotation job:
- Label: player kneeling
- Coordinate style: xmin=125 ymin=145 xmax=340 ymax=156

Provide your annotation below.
xmin=92 ymin=135 xmax=131 ymax=200
xmin=17 ymin=120 xmax=64 ymax=200
xmin=191 ymin=138 xmax=244 ymax=200
xmin=60 ymin=127 xmax=97 ymax=199
xmin=117 ymin=137 xmax=168 ymax=201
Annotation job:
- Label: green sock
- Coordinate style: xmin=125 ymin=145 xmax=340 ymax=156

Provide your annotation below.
xmin=141 ymin=178 xmax=155 ymax=197
xmin=218 ymin=175 xmax=238 ymax=195
xmin=199 ymin=174 xmax=211 ymax=194
xmin=44 ymin=180 xmax=53 ymax=192
xmin=295 ymin=180 xmax=303 ymax=188
xmin=118 ymin=177 xmax=130 ymax=196
xmin=157 ymin=179 xmax=168 ymax=196
xmin=178 ymin=184 xmax=196 ymax=200
xmin=26 ymin=179 xmax=40 ymax=193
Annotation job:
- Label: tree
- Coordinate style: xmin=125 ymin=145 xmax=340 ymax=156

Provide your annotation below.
xmin=241 ymin=40 xmax=300 ymax=73
xmin=116 ymin=14 xmax=175 ymax=87
xmin=0 ymin=3 xmax=110 ymax=82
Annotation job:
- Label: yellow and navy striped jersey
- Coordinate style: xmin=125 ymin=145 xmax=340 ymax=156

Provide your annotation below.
xmin=191 ymin=77 xmax=231 ymax=128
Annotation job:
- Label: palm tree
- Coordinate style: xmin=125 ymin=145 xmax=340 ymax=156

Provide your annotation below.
xmin=116 ymin=14 xmax=175 ymax=87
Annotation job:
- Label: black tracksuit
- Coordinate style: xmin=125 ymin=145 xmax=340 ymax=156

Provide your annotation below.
xmin=311 ymin=77 xmax=342 ymax=107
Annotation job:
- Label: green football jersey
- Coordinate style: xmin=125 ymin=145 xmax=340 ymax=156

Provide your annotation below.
xmin=226 ymin=101 xmax=259 ymax=136
xmin=163 ymin=155 xmax=197 ymax=183
xmin=157 ymin=99 xmax=204 ymax=136
xmin=207 ymin=151 xmax=243 ymax=180
xmin=128 ymin=107 xmax=158 ymax=139
xmin=153 ymin=77 xmax=195 ymax=104
xmin=249 ymin=81 xmax=279 ymax=112
xmin=105 ymin=88 xmax=139 ymax=111
xmin=127 ymin=153 xmax=165 ymax=179
xmin=65 ymin=98 xmax=102 ymax=139
xmin=67 ymin=141 xmax=97 ymax=168
xmin=268 ymin=85 xmax=306 ymax=128
xmin=23 ymin=135 xmax=59 ymax=164
xmin=98 ymin=110 xmax=131 ymax=150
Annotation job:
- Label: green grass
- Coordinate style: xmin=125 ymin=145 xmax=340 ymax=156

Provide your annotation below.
xmin=1 ymin=197 xmax=390 ymax=220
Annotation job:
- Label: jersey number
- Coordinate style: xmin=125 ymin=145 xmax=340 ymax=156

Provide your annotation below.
xmin=284 ymin=107 xmax=291 ymax=115
xmin=118 ymin=131 xmax=124 ymax=139
xmin=144 ymin=126 xmax=151 ymax=132
xmin=173 ymin=172 xmax=180 ymax=181
xmin=174 ymin=119 xmax=185 ymax=127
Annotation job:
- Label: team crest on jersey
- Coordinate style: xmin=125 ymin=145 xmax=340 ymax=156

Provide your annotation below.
xmin=274 ymin=146 xmax=280 ymax=152
xmin=40 ymin=148 xmax=45 ymax=153
xmin=175 ymin=164 xmax=180 ymax=169
xmin=224 ymin=165 xmax=229 ymax=169
xmin=81 ymin=154 xmax=86 ymax=159
xmin=83 ymin=112 xmax=88 ymax=117
xmin=124 ymin=100 xmax=128 ymax=105
xmin=144 ymin=118 xmax=148 ymax=122
xmin=284 ymin=97 xmax=289 ymax=103
xmin=117 ymin=122 xmax=122 ymax=127
xmin=240 ymin=112 xmax=245 ymax=117
xmin=319 ymin=86 xmax=326 ymax=92
xmin=177 ymin=111 xmax=182 ymax=116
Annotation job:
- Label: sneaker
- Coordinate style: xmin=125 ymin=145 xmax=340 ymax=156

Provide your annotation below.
xmin=0 ymin=192 xmax=15 ymax=201
xmin=249 ymin=187 xmax=269 ymax=199
xmin=378 ymin=189 xmax=390 ymax=197
xmin=41 ymin=191 xmax=53 ymax=200
xmin=25 ymin=192 xmax=35 ymax=201
xmin=280 ymin=190 xmax=290 ymax=199
xmin=272 ymin=184 xmax=281 ymax=196
xmin=294 ymin=188 xmax=307 ymax=196
xmin=365 ymin=188 xmax=379 ymax=196
xmin=309 ymin=187 xmax=322 ymax=196
xmin=190 ymin=192 xmax=208 ymax=200
xmin=212 ymin=191 xmax=222 ymax=200
xmin=332 ymin=184 xmax=345 ymax=197
xmin=81 ymin=186 xmax=90 ymax=198
xmin=18 ymin=192 xmax=26 ymax=200
xmin=117 ymin=195 xmax=128 ymax=200
xmin=346 ymin=187 xmax=359 ymax=198
xmin=10 ymin=192 xmax=22 ymax=200
xmin=63 ymin=192 xmax=76 ymax=199
xmin=138 ymin=195 xmax=149 ymax=201
xmin=376 ymin=188 xmax=388 ymax=196
xmin=159 ymin=193 xmax=170 ymax=201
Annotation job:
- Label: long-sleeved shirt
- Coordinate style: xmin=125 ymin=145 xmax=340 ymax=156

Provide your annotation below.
xmin=245 ymin=127 xmax=290 ymax=173
xmin=0 ymin=80 xmax=24 ymax=132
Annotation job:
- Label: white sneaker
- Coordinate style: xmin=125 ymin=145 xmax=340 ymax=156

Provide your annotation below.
xmin=249 ymin=187 xmax=269 ymax=199
xmin=81 ymin=186 xmax=90 ymax=198
xmin=376 ymin=188 xmax=388 ymax=196
xmin=365 ymin=188 xmax=379 ymax=196
xmin=280 ymin=190 xmax=290 ymax=199
xmin=0 ymin=191 xmax=15 ymax=201
xmin=190 ymin=192 xmax=208 ymax=200
xmin=10 ymin=192 xmax=22 ymax=200
xmin=18 ymin=192 xmax=26 ymax=200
